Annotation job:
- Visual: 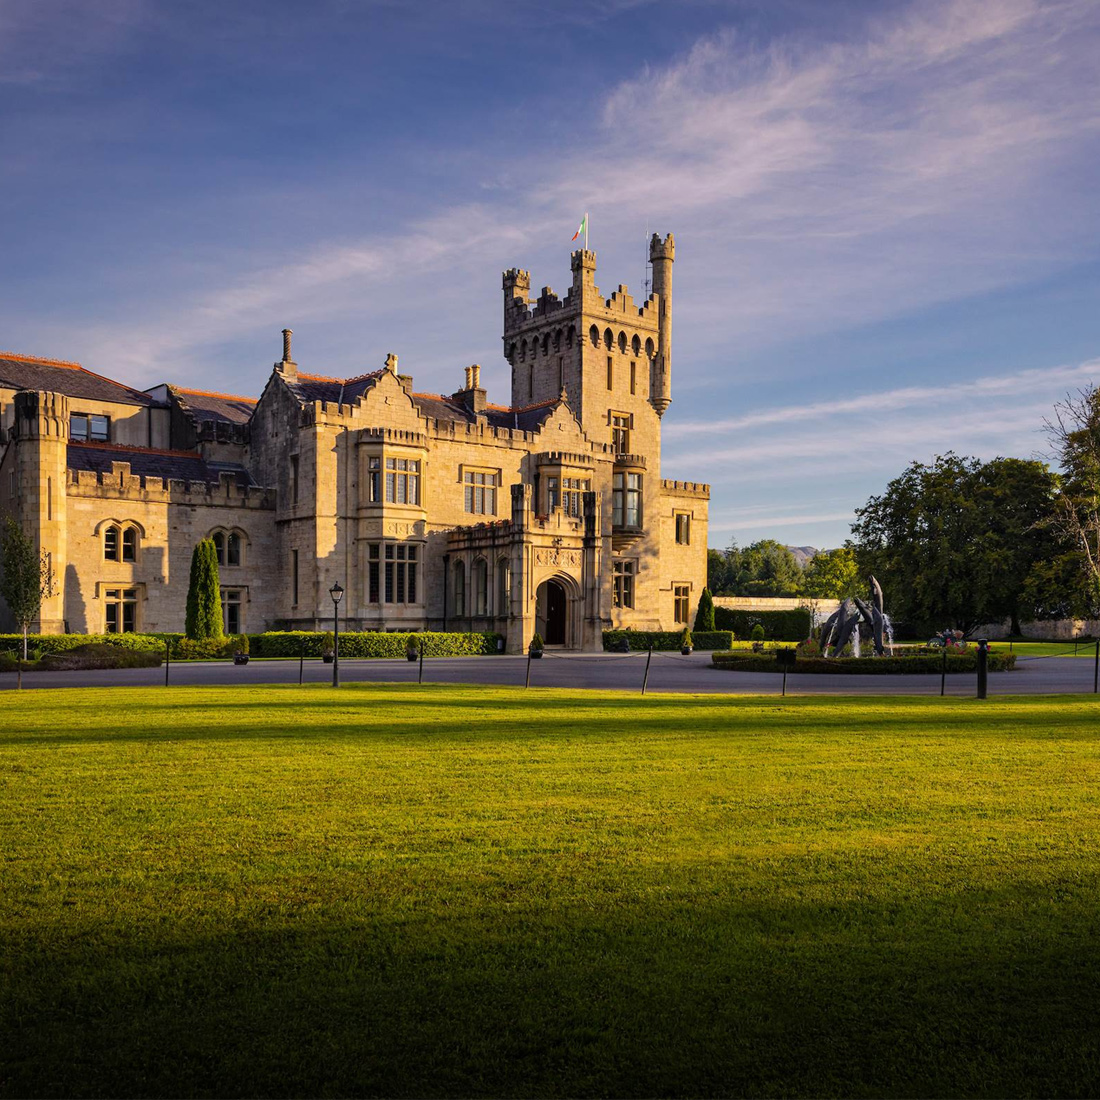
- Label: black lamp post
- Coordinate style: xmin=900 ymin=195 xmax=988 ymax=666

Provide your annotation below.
xmin=330 ymin=581 xmax=344 ymax=687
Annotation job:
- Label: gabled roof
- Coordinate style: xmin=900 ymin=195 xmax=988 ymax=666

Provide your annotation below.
xmin=67 ymin=441 xmax=254 ymax=486
xmin=0 ymin=352 xmax=158 ymax=407
xmin=170 ymin=386 xmax=256 ymax=426
xmin=411 ymin=393 xmax=561 ymax=433
xmin=286 ymin=369 xmax=384 ymax=406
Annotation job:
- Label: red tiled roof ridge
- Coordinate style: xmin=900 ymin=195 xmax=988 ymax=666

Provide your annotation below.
xmin=344 ymin=368 xmax=384 ymax=384
xmin=296 ymin=371 xmax=344 ymax=383
xmin=411 ymin=391 xmax=459 ymax=403
xmin=173 ymin=386 xmax=257 ymax=403
xmin=67 ymin=440 xmax=208 ymax=460
xmin=296 ymin=368 xmax=383 ymax=386
xmin=0 ymin=350 xmax=83 ymax=369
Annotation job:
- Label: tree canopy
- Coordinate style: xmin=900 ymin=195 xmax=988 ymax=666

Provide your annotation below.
xmin=0 ymin=517 xmax=53 ymax=659
xmin=851 ymin=453 xmax=1059 ymax=635
xmin=708 ymin=539 xmax=803 ymax=597
xmin=801 ymin=546 xmax=860 ymax=600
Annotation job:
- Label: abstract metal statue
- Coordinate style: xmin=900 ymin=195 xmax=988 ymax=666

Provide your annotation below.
xmin=821 ymin=576 xmax=888 ymax=657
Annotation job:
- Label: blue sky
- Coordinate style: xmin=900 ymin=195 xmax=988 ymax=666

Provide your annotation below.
xmin=2 ymin=0 xmax=1098 ymax=549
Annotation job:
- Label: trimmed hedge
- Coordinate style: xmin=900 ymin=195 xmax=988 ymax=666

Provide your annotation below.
xmin=0 ymin=633 xmax=166 ymax=655
xmin=251 ymin=631 xmax=503 ymax=658
xmin=713 ymin=607 xmax=811 ymax=642
xmin=40 ymin=644 xmax=163 ymax=671
xmin=711 ymin=651 xmax=1017 ymax=674
xmin=603 ymin=630 xmax=734 ymax=652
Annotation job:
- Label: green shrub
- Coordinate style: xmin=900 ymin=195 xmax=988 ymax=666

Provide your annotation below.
xmin=251 ymin=631 xmax=503 ymax=658
xmin=232 ymin=634 xmax=250 ymax=655
xmin=713 ymin=607 xmax=811 ymax=642
xmin=603 ymin=630 xmax=734 ymax=652
xmin=38 ymin=644 xmax=163 ymax=671
xmin=680 ymin=627 xmax=693 ymax=649
xmin=694 ymin=588 xmax=716 ymax=632
xmin=321 ymin=631 xmax=335 ymax=655
xmin=530 ymin=633 xmax=544 ymax=652
xmin=711 ymin=652 xmax=1017 ymax=674
xmin=750 ymin=623 xmax=765 ymax=642
xmin=174 ymin=637 xmax=235 ymax=661
xmin=0 ymin=633 xmax=166 ymax=655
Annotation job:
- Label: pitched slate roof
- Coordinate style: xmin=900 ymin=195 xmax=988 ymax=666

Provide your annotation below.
xmin=411 ymin=393 xmax=561 ymax=433
xmin=0 ymin=352 xmax=158 ymax=407
xmin=67 ymin=442 xmax=254 ymax=486
xmin=171 ymin=387 xmax=256 ymax=426
xmin=286 ymin=370 xmax=383 ymax=406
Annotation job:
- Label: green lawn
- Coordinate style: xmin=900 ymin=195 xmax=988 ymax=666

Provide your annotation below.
xmin=3 ymin=685 xmax=1100 ymax=1098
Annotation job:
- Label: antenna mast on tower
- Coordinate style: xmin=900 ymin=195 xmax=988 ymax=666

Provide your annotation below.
xmin=643 ymin=219 xmax=652 ymax=298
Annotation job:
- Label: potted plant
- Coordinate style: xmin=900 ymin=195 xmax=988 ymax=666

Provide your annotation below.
xmin=751 ymin=622 xmax=766 ymax=654
xmin=406 ymin=635 xmax=420 ymax=662
xmin=321 ymin=631 xmax=335 ymax=663
xmin=529 ymin=632 xmax=544 ymax=659
xmin=680 ymin=627 xmax=693 ymax=655
xmin=232 ymin=634 xmax=250 ymax=665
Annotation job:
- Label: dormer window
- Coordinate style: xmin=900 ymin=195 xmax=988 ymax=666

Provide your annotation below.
xmin=71 ymin=413 xmax=109 ymax=442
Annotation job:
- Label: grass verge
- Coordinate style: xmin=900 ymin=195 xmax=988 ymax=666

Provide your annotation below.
xmin=3 ymin=684 xmax=1099 ymax=1097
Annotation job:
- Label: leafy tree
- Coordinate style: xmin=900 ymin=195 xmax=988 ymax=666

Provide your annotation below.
xmin=851 ymin=453 xmax=1059 ymax=635
xmin=0 ymin=517 xmax=54 ymax=661
xmin=707 ymin=548 xmax=737 ymax=594
xmin=1044 ymin=385 xmax=1100 ymax=616
xmin=802 ymin=546 xmax=860 ymax=599
xmin=184 ymin=538 xmax=222 ymax=640
xmin=735 ymin=539 xmax=803 ymax=596
xmin=694 ymin=587 xmax=716 ymax=631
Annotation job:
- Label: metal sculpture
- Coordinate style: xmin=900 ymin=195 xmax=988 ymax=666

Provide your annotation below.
xmin=822 ymin=576 xmax=888 ymax=657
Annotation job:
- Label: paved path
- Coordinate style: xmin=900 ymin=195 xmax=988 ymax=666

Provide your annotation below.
xmin=3 ymin=651 xmax=1098 ymax=696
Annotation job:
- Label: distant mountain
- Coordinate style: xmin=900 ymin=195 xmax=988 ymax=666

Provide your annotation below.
xmin=786 ymin=546 xmax=819 ymax=567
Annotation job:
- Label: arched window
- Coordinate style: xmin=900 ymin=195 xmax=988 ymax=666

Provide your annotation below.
xmin=645 ymin=337 xmax=655 ymax=359
xmin=452 ymin=560 xmax=466 ymax=617
xmin=604 ymin=327 xmax=614 ymax=349
xmin=227 ymin=532 xmax=241 ymax=566
xmin=497 ymin=558 xmax=509 ymax=616
xmin=473 ymin=559 xmax=488 ymax=617
xmin=103 ymin=525 xmax=120 ymax=561
xmin=520 ymin=339 xmax=528 ymax=362
xmin=589 ymin=325 xmax=599 ymax=347
xmin=618 ymin=331 xmax=627 ymax=353
xmin=632 ymin=334 xmax=641 ymax=356
xmin=541 ymin=334 xmax=549 ymax=357
xmin=122 ymin=527 xmax=137 ymax=562
xmin=212 ymin=531 xmax=225 ymax=565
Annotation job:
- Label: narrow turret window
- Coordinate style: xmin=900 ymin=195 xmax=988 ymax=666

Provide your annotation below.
xmin=674 ymin=584 xmax=690 ymax=625
xmin=104 ymin=525 xmax=120 ymax=561
xmin=122 ymin=527 xmax=137 ymax=562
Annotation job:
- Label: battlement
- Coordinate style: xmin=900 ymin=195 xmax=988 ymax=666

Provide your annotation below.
xmin=69 ymin=465 xmax=275 ymax=508
xmin=661 ymin=478 xmax=709 ymax=498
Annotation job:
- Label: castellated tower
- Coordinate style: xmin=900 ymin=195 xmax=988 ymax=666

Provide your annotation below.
xmin=10 ymin=390 xmax=68 ymax=632
xmin=502 ymin=234 xmax=676 ymax=448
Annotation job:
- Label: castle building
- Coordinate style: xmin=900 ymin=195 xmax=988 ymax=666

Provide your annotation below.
xmin=0 ymin=238 xmax=708 ymax=651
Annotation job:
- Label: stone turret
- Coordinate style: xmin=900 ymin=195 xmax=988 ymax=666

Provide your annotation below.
xmin=11 ymin=390 xmax=68 ymax=632
xmin=649 ymin=232 xmax=674 ymax=416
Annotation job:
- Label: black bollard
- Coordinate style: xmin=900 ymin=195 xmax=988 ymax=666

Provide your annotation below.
xmin=299 ymin=637 xmax=305 ymax=686
xmin=941 ymin=649 xmax=947 ymax=697
xmin=419 ymin=647 xmax=425 ymax=685
xmin=641 ymin=646 xmax=653 ymax=695
xmin=1094 ymin=639 xmax=1099 ymax=694
xmin=165 ymin=639 xmax=170 ymax=687
xmin=976 ymin=638 xmax=988 ymax=700
xmin=525 ymin=650 xmax=533 ymax=689
xmin=782 ymin=664 xmax=787 ymax=697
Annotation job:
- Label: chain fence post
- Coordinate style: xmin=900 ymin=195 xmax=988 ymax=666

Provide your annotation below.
xmin=1094 ymin=639 xmax=1098 ymax=694
xmin=419 ymin=647 xmax=425 ymax=685
xmin=299 ymin=637 xmax=305 ymax=685
xmin=641 ymin=646 xmax=652 ymax=695
xmin=941 ymin=649 xmax=947 ymax=697
xmin=525 ymin=650 xmax=532 ymax=689
xmin=165 ymin=638 xmax=170 ymax=687
xmin=976 ymin=639 xmax=988 ymax=700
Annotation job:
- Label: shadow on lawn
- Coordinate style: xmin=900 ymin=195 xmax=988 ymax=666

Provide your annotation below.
xmin=4 ymin=878 xmax=1099 ymax=1099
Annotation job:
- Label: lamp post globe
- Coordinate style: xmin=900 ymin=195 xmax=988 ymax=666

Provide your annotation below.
xmin=330 ymin=582 xmax=344 ymax=687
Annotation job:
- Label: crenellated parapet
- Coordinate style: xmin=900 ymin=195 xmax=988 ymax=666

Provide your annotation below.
xmin=69 ymin=465 xmax=275 ymax=508
xmin=661 ymin=478 xmax=709 ymax=498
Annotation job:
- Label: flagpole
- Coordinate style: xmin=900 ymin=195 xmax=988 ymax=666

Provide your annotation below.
xmin=584 ymin=211 xmax=589 ymax=251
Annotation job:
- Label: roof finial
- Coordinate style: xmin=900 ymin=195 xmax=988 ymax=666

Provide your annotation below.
xmin=385 ymin=352 xmax=398 ymax=373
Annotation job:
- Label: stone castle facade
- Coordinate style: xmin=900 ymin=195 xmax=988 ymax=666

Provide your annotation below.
xmin=0 ymin=237 xmax=708 ymax=651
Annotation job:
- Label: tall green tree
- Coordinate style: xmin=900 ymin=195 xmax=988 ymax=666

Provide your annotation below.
xmin=851 ymin=453 xmax=1059 ymax=635
xmin=735 ymin=539 xmax=803 ymax=597
xmin=185 ymin=538 xmax=222 ymax=640
xmin=802 ymin=546 xmax=860 ymax=599
xmin=707 ymin=548 xmax=736 ymax=595
xmin=0 ymin=517 xmax=54 ymax=662
xmin=1044 ymin=385 xmax=1100 ymax=616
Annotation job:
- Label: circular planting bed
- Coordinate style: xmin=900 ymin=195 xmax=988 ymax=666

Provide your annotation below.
xmin=711 ymin=651 xmax=1016 ymax=674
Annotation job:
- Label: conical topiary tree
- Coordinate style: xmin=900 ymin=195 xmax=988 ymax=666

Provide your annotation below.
xmin=694 ymin=586 xmax=716 ymax=632
xmin=185 ymin=537 xmax=222 ymax=640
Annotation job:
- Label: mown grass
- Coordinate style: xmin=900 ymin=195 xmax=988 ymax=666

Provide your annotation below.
xmin=3 ymin=684 xmax=1100 ymax=1098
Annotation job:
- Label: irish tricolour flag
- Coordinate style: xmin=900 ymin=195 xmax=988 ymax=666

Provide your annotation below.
xmin=571 ymin=212 xmax=588 ymax=245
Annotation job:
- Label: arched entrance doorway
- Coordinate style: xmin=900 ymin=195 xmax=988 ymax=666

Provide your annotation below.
xmin=535 ymin=578 xmax=569 ymax=646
